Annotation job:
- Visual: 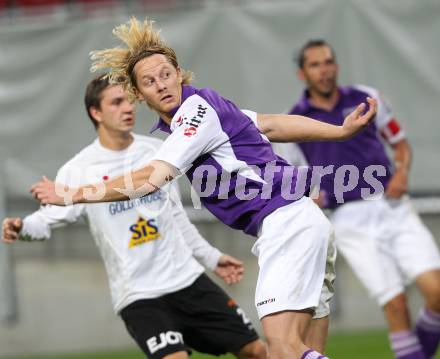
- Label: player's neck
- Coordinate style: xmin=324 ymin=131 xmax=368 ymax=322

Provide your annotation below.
xmin=158 ymin=111 xmax=173 ymax=125
xmin=308 ymin=88 xmax=339 ymax=112
xmin=98 ymin=130 xmax=134 ymax=151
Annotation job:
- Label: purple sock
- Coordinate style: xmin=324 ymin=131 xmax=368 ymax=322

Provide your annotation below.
xmin=300 ymin=349 xmax=329 ymax=359
xmin=416 ymin=307 xmax=440 ymax=358
xmin=389 ymin=331 xmax=425 ymax=359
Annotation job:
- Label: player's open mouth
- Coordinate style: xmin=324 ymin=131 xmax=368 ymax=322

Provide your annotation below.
xmin=161 ymin=95 xmax=173 ymax=102
xmin=320 ymin=79 xmax=333 ymax=86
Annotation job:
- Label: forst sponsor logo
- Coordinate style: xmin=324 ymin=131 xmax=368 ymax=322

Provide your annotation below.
xmin=179 ymin=104 xmax=207 ymax=137
xmin=176 ymin=116 xmax=184 ymax=126
xmin=256 ymin=298 xmax=276 ymax=307
xmin=147 ymin=331 xmax=184 ymax=354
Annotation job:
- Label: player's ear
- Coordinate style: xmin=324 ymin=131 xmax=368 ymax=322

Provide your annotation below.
xmin=90 ymin=106 xmax=102 ymax=124
xmin=297 ymin=68 xmax=306 ymax=82
xmin=176 ymin=66 xmax=183 ymax=84
xmin=133 ymin=87 xmax=144 ymax=102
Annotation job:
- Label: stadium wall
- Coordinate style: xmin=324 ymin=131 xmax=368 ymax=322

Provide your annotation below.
xmin=1 ymin=0 xmax=440 ymax=356
xmin=1 ymin=0 xmax=439 ymax=196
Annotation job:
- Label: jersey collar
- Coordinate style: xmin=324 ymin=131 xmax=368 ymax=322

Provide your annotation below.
xmin=296 ymin=86 xmax=347 ymax=113
xmin=150 ymin=85 xmax=197 ymax=134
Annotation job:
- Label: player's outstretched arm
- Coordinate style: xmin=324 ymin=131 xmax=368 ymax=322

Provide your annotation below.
xmin=30 ymin=160 xmax=177 ymax=206
xmin=257 ymin=97 xmax=377 ymax=143
xmin=2 ymin=203 xmax=86 ymax=243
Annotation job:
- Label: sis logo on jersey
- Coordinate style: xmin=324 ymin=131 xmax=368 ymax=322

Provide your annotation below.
xmin=176 ymin=104 xmax=208 ymax=137
xmin=128 ymin=217 xmax=160 ymax=248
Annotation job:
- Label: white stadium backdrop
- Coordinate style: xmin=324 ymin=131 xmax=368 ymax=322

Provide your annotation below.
xmin=0 ymin=0 xmax=439 ymax=197
xmin=0 ymin=0 xmax=440 ymax=356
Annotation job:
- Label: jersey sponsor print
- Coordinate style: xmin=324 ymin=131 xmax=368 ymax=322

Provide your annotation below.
xmin=176 ymin=104 xmax=207 ymax=138
xmin=147 ymin=331 xmax=184 ymax=354
xmin=129 ymin=217 xmax=160 ymax=248
xmin=227 ymin=299 xmax=254 ymax=330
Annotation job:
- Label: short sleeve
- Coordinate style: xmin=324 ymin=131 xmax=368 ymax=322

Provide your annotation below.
xmin=354 ymin=85 xmax=406 ymax=144
xmin=151 ymin=95 xmax=226 ymax=172
xmin=272 ymin=142 xmax=309 ymax=166
xmin=241 ymin=109 xmax=258 ymax=127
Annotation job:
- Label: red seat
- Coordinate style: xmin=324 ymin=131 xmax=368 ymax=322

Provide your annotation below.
xmin=13 ymin=0 xmax=66 ymax=17
xmin=75 ymin=0 xmax=114 ymax=3
xmin=0 ymin=0 xmax=8 ymax=10
xmin=74 ymin=0 xmax=119 ymax=16
xmin=15 ymin=0 xmax=65 ymax=6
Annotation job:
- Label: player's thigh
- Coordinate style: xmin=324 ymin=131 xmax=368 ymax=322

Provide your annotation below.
xmin=179 ymin=274 xmax=259 ymax=356
xmin=313 ymin=231 xmax=337 ymax=321
xmin=120 ymin=299 xmax=190 ymax=359
xmin=391 ymin=198 xmax=440 ymax=281
xmin=253 ymin=197 xmax=333 ymax=320
xmin=332 ymin=202 xmax=404 ymax=306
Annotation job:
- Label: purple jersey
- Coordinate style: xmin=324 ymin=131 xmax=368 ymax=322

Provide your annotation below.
xmin=152 ymin=85 xmax=310 ymax=236
xmin=289 ymin=85 xmax=405 ymax=209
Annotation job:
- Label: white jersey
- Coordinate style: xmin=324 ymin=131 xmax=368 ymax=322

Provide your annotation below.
xmin=20 ymin=134 xmax=222 ymax=313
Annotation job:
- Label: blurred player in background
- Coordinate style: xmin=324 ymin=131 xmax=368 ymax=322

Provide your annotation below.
xmin=29 ymin=18 xmax=378 ymax=359
xmin=2 ymin=75 xmax=267 ymax=359
xmin=278 ymin=39 xmax=440 ymax=359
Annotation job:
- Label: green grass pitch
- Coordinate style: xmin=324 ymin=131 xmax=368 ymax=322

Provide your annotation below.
xmin=2 ymin=330 xmax=440 ymax=359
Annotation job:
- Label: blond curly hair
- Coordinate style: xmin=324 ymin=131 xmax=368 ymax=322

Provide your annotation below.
xmin=90 ymin=17 xmax=193 ymax=102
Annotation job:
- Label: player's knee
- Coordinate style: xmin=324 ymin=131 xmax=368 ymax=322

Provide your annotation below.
xmin=384 ymin=294 xmax=408 ymax=317
xmin=237 ymin=339 xmax=267 ymax=359
xmin=424 ymin=285 xmax=440 ymax=312
xmin=162 ymin=351 xmax=189 ymax=359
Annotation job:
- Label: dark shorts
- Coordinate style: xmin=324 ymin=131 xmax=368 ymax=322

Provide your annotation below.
xmin=120 ymin=274 xmax=259 ymax=359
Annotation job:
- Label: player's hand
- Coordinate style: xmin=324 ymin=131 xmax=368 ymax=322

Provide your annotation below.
xmin=385 ymin=169 xmax=408 ymax=199
xmin=341 ymin=97 xmax=377 ymax=140
xmin=311 ymin=190 xmax=327 ymax=209
xmin=214 ymin=254 xmax=244 ymax=285
xmin=30 ymin=176 xmax=73 ymax=206
xmin=2 ymin=218 xmax=23 ymax=244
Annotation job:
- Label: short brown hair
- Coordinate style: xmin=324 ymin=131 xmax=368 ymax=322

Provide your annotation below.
xmin=84 ymin=74 xmax=111 ymax=129
xmin=295 ymin=39 xmax=336 ymax=68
